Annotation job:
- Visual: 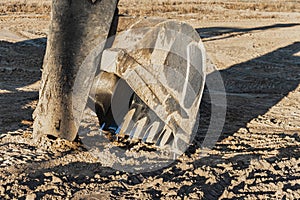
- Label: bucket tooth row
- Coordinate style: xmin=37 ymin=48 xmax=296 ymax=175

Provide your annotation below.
xmin=116 ymin=104 xmax=175 ymax=149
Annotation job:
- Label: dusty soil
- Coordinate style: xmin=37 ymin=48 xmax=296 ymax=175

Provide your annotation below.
xmin=1 ymin=0 xmax=300 ymax=199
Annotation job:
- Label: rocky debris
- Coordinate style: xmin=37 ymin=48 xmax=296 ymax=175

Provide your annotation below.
xmin=0 ymin=186 xmax=5 ymax=196
xmin=26 ymin=193 xmax=36 ymax=200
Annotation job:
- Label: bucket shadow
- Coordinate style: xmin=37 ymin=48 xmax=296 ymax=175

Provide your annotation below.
xmin=186 ymin=40 xmax=300 ymax=198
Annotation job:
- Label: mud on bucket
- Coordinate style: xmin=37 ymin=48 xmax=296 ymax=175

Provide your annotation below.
xmin=78 ymin=18 xmax=207 ymax=173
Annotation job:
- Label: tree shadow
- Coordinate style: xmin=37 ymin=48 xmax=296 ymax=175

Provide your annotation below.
xmin=196 ymin=23 xmax=300 ymax=41
xmin=0 ymin=38 xmax=46 ymax=133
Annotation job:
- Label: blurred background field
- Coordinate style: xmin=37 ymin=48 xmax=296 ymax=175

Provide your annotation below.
xmin=1 ymin=0 xmax=299 ymax=15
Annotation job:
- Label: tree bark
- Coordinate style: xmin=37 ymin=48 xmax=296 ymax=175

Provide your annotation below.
xmin=33 ymin=0 xmax=118 ymax=141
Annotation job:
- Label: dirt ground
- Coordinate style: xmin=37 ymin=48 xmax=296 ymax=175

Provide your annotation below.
xmin=0 ymin=0 xmax=300 ymax=199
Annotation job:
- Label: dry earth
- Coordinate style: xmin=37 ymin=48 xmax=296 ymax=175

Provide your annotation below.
xmin=0 ymin=0 xmax=300 ymax=199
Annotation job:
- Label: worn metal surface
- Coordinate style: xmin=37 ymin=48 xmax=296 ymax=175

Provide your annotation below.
xmin=97 ymin=18 xmax=206 ymax=153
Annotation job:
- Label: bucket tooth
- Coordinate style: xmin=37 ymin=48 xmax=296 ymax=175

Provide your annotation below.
xmin=144 ymin=121 xmax=163 ymax=143
xmin=129 ymin=117 xmax=148 ymax=139
xmin=119 ymin=108 xmax=136 ymax=135
xmin=156 ymin=126 xmax=174 ymax=147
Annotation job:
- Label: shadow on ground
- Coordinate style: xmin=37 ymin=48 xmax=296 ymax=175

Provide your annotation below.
xmin=188 ymin=40 xmax=300 ymax=199
xmin=0 ymin=38 xmax=46 ymax=133
xmin=196 ymin=23 xmax=300 ymax=41
xmin=1 ymin=23 xmax=300 ymax=198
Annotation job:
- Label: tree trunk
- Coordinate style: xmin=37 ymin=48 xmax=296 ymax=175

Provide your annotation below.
xmin=33 ymin=0 xmax=118 ymax=141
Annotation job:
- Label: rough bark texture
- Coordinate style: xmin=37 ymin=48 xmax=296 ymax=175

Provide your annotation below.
xmin=33 ymin=0 xmax=118 ymax=141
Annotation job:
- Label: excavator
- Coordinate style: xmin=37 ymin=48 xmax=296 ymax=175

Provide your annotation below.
xmin=33 ymin=0 xmax=211 ymax=166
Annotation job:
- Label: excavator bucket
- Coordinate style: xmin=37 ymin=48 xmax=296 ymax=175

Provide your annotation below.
xmin=92 ymin=18 xmax=206 ymax=154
